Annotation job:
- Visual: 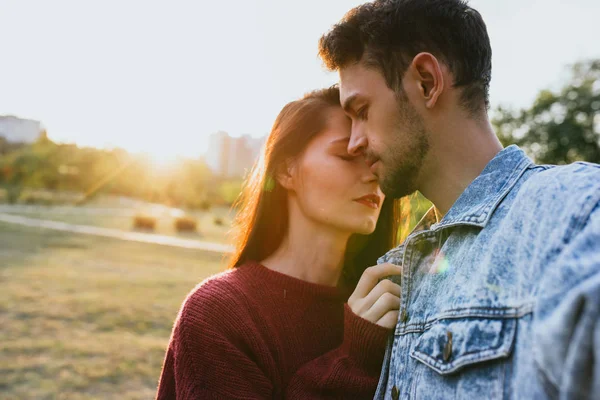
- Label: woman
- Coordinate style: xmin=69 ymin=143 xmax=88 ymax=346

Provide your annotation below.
xmin=156 ymin=86 xmax=403 ymax=399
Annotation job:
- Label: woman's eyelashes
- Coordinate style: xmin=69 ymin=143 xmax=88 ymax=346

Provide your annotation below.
xmin=338 ymin=154 xmax=355 ymax=161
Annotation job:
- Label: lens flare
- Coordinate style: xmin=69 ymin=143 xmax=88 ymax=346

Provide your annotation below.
xmin=431 ymin=251 xmax=450 ymax=274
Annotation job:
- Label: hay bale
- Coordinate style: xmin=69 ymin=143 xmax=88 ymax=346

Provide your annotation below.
xmin=175 ymin=216 xmax=197 ymax=232
xmin=133 ymin=215 xmax=157 ymax=231
xmin=213 ymin=216 xmax=224 ymax=226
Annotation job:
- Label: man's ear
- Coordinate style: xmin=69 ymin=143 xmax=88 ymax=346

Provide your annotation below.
xmin=275 ymin=159 xmax=296 ymax=191
xmin=406 ymin=52 xmax=444 ymax=109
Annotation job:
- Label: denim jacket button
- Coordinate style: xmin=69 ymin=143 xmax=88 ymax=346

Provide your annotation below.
xmin=443 ymin=330 xmax=453 ymax=362
xmin=391 ymin=385 xmax=399 ymax=400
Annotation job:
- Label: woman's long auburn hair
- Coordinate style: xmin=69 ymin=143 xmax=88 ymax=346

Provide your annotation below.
xmin=227 ymin=86 xmax=407 ymax=287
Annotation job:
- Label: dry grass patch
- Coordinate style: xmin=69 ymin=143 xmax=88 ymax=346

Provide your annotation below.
xmin=0 ymin=222 xmax=227 ymax=399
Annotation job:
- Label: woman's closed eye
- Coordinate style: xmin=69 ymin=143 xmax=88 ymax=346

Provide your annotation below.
xmin=338 ymin=154 xmax=355 ymax=161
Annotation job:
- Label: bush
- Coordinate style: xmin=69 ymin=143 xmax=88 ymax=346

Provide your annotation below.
xmin=185 ymin=198 xmax=212 ymax=211
xmin=133 ymin=215 xmax=157 ymax=231
xmin=174 ymin=216 xmax=197 ymax=232
xmin=199 ymin=200 xmax=212 ymax=211
xmin=4 ymin=186 xmax=22 ymax=204
xmin=18 ymin=191 xmax=56 ymax=206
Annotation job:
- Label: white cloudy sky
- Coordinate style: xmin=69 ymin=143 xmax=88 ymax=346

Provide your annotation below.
xmin=0 ymin=0 xmax=598 ymax=159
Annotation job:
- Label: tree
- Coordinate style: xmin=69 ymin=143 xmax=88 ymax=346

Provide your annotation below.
xmin=493 ymin=59 xmax=600 ymax=164
xmin=0 ymin=148 xmax=43 ymax=203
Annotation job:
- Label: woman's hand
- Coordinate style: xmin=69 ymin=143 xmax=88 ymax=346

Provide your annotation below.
xmin=347 ymin=263 xmax=402 ymax=329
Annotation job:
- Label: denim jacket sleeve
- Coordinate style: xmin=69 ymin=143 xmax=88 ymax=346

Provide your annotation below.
xmin=533 ymin=201 xmax=600 ymax=399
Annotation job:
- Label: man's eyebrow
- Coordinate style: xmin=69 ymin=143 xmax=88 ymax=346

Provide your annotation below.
xmin=342 ymin=94 xmax=359 ymax=114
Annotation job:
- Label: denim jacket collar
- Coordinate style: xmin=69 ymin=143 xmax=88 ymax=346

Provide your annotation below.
xmin=413 ymin=145 xmax=533 ymax=233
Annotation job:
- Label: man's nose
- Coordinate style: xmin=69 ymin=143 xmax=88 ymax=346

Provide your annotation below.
xmin=348 ymin=125 xmax=367 ymax=156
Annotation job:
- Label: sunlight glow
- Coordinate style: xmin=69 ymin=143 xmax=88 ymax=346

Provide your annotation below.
xmin=145 ymin=152 xmax=181 ymax=171
xmin=0 ymin=0 xmax=598 ymax=157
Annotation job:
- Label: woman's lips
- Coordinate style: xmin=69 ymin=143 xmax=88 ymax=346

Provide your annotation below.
xmin=354 ymin=194 xmax=381 ymax=209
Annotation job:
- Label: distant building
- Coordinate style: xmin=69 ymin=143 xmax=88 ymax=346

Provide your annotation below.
xmin=206 ymin=131 xmax=230 ymax=176
xmin=206 ymin=131 xmax=265 ymax=178
xmin=0 ymin=115 xmax=43 ymax=144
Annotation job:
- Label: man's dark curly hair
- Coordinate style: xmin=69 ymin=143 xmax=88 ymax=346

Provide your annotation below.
xmin=318 ymin=0 xmax=492 ymax=115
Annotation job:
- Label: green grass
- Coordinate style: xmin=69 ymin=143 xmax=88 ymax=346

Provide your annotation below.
xmin=0 ymin=222 xmax=228 ymax=399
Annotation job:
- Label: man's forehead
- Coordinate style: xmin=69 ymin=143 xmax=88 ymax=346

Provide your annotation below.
xmin=339 ymin=63 xmax=375 ymax=99
xmin=339 ymin=64 xmax=366 ymax=88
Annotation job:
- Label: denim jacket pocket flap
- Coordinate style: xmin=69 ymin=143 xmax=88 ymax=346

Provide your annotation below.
xmin=410 ymin=317 xmax=517 ymax=375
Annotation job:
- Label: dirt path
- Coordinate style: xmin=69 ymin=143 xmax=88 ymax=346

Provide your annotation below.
xmin=0 ymin=213 xmax=233 ymax=253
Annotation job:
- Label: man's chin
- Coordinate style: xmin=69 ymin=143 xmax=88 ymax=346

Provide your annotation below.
xmin=380 ymin=173 xmax=416 ymax=199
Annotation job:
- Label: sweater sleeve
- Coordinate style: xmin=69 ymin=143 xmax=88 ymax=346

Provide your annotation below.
xmin=156 ymin=281 xmax=273 ymax=400
xmin=285 ymin=303 xmax=391 ymax=399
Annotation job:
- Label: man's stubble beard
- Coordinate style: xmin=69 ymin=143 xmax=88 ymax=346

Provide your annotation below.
xmin=378 ymin=95 xmax=430 ymax=199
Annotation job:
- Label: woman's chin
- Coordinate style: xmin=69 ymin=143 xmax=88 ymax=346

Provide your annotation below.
xmin=328 ymin=217 xmax=378 ymax=236
xmin=351 ymin=220 xmax=378 ymax=236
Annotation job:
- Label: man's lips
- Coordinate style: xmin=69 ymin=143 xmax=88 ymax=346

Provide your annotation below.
xmin=365 ymin=157 xmax=378 ymax=169
xmin=354 ymin=194 xmax=381 ymax=209
xmin=365 ymin=156 xmax=380 ymax=174
xmin=368 ymin=160 xmax=380 ymax=176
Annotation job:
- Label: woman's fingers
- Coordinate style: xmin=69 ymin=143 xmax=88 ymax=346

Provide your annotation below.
xmin=350 ymin=263 xmax=402 ymax=302
xmin=361 ymin=279 xmax=401 ymax=311
xmin=363 ymin=292 xmax=400 ymax=323
xmin=376 ymin=310 xmax=400 ymax=329
xmin=347 ymin=263 xmax=402 ymax=325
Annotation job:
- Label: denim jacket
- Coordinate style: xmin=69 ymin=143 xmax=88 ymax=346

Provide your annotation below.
xmin=375 ymin=145 xmax=600 ymax=400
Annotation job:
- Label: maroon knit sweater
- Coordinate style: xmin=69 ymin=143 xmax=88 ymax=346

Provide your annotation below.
xmin=156 ymin=261 xmax=390 ymax=399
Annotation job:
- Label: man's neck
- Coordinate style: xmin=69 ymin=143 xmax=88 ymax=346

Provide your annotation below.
xmin=418 ymin=116 xmax=503 ymax=217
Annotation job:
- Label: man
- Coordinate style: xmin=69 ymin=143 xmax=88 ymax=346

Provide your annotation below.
xmin=319 ymin=0 xmax=600 ymax=399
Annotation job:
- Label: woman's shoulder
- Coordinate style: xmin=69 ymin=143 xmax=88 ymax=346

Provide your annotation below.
xmin=176 ymin=264 xmax=255 ymax=328
xmin=166 ymin=265 xmax=267 ymax=372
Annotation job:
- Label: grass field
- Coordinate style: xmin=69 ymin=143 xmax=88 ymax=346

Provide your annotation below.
xmin=0 ymin=222 xmax=228 ymax=399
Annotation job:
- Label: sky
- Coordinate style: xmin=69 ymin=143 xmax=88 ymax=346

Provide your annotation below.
xmin=0 ymin=0 xmax=598 ymax=159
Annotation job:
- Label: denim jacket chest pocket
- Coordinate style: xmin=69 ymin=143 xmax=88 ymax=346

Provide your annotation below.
xmin=411 ymin=317 xmax=516 ymax=374
xmin=407 ymin=315 xmax=518 ymax=398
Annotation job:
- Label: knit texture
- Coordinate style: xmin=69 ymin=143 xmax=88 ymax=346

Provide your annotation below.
xmin=156 ymin=261 xmax=390 ymax=399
